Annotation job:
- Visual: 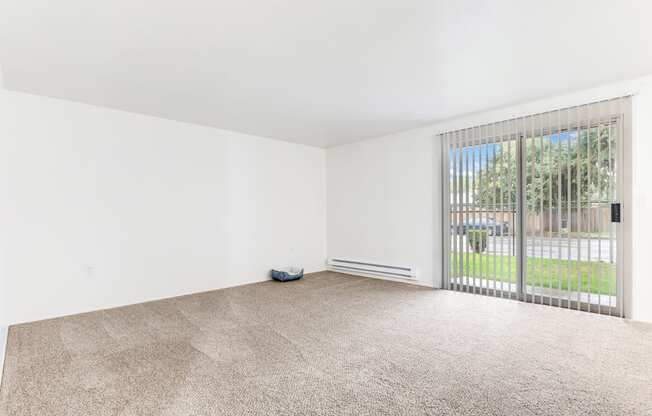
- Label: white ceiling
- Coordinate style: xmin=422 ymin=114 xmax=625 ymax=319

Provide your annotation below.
xmin=1 ymin=1 xmax=652 ymax=147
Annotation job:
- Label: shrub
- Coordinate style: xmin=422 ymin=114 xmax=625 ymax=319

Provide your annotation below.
xmin=467 ymin=230 xmax=488 ymax=253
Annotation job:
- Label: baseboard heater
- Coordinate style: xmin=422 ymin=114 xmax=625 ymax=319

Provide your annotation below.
xmin=327 ymin=258 xmax=417 ymax=280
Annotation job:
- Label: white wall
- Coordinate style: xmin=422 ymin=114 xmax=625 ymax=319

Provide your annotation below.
xmin=327 ymin=127 xmax=440 ymax=287
xmin=630 ymin=81 xmax=652 ymax=323
xmin=2 ymin=77 xmax=651 ymax=325
xmin=327 ymin=75 xmax=652 ymax=323
xmin=0 ymin=90 xmax=327 ymax=325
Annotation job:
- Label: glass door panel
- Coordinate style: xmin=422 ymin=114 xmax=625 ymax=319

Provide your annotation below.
xmin=523 ymin=107 xmax=619 ymax=314
xmin=448 ymin=125 xmax=519 ymax=298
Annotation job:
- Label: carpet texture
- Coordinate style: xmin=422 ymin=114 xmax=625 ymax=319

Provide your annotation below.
xmin=1 ymin=272 xmax=651 ymax=415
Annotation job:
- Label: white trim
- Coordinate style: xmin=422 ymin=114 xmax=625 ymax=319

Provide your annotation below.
xmin=440 ymin=133 xmax=451 ymax=289
xmin=7 ymin=277 xmax=272 ymax=327
xmin=622 ymin=97 xmax=634 ymax=318
xmin=0 ymin=325 xmax=7 ymax=388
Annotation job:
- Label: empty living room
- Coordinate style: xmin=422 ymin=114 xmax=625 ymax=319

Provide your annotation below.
xmin=2 ymin=1 xmax=652 ymax=415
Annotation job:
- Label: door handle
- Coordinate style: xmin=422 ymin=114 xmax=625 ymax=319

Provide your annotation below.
xmin=611 ymin=203 xmax=621 ymax=223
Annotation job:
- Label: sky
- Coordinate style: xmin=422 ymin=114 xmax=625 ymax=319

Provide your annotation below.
xmin=449 ymin=130 xmax=579 ymax=175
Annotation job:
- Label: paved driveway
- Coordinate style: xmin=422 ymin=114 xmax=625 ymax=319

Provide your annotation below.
xmin=452 ymin=235 xmax=615 ymax=262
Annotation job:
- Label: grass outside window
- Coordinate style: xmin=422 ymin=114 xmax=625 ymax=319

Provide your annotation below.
xmin=450 ymin=253 xmax=616 ymax=295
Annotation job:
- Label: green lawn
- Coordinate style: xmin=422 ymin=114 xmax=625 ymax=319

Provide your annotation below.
xmin=450 ymin=253 xmax=616 ymax=295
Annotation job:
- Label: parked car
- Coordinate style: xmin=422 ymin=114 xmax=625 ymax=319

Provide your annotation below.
xmin=451 ymin=218 xmax=509 ymax=236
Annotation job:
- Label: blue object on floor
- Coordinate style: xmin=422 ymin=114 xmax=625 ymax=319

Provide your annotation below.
xmin=271 ymin=267 xmax=304 ymax=282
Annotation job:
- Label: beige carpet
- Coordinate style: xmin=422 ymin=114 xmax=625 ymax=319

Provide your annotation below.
xmin=1 ymin=272 xmax=651 ymax=415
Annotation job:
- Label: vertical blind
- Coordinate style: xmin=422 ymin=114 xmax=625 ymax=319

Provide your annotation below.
xmin=441 ymin=97 xmax=630 ymax=317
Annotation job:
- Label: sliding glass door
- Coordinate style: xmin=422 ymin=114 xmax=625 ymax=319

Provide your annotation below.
xmin=443 ymin=98 xmax=629 ymax=317
xmin=447 ymin=124 xmax=519 ymax=298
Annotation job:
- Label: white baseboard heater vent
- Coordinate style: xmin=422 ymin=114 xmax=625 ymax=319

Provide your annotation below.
xmin=328 ymin=258 xmax=417 ymax=280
